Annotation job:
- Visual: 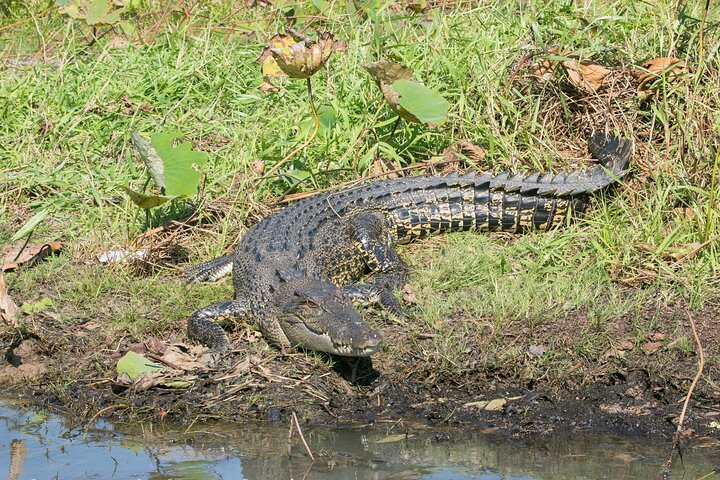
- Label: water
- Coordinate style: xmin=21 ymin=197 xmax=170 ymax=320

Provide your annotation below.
xmin=1 ymin=399 xmax=718 ymax=480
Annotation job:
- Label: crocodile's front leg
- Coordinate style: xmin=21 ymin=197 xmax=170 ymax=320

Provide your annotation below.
xmin=344 ymin=211 xmax=409 ymax=316
xmin=187 ymin=300 xmax=249 ymax=352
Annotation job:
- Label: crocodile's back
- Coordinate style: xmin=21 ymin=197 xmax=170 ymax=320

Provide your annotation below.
xmin=244 ymin=132 xmax=629 ymax=246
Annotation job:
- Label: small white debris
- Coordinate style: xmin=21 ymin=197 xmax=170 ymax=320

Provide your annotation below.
xmin=98 ymin=250 xmax=147 ymax=264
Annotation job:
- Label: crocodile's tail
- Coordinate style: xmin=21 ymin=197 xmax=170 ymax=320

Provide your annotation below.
xmin=385 ymin=133 xmax=632 ymax=239
xmin=185 ymin=253 xmax=234 ymax=283
xmin=492 ymin=133 xmax=632 ymax=197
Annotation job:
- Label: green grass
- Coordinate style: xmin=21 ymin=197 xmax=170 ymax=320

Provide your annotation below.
xmin=1 ymin=0 xmax=719 ymax=369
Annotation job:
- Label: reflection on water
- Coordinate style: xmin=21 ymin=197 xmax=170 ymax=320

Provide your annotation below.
xmin=0 ymin=398 xmax=718 ymax=480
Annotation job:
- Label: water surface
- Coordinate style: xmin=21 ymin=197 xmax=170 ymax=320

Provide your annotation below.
xmin=1 ymin=399 xmax=718 ymax=479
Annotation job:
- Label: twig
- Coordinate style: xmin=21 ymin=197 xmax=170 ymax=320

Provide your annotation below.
xmin=287 ymin=412 xmax=295 ymax=455
xmin=83 ymin=404 xmax=129 ymax=436
xmin=662 ymin=309 xmax=705 ymax=480
xmin=290 ymin=411 xmax=315 ymax=461
xmin=254 ymin=78 xmax=320 ymax=189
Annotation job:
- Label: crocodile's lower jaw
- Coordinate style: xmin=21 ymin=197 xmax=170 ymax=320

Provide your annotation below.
xmin=331 ymin=341 xmax=384 ymax=357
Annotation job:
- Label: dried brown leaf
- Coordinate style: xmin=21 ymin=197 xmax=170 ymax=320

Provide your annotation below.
xmin=258 ymin=81 xmax=280 ymax=94
xmin=0 ymin=272 xmax=18 ymax=326
xmin=160 ymin=345 xmax=210 ymax=371
xmin=635 ymin=57 xmax=687 ymax=93
xmin=268 ymin=31 xmax=341 ymax=79
xmin=402 ymin=283 xmax=417 ymax=305
xmin=562 ymin=59 xmax=611 ymax=93
xmin=251 ymin=160 xmax=266 ymax=175
xmin=2 ymin=241 xmax=61 ymax=272
xmin=456 ymin=140 xmax=486 ymax=163
xmin=641 ymin=341 xmax=662 ymax=355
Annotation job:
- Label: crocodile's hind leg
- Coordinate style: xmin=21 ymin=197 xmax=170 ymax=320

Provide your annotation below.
xmin=344 ymin=211 xmax=409 ymax=316
xmin=187 ymin=300 xmax=248 ymax=352
xmin=185 ymin=253 xmax=234 ymax=284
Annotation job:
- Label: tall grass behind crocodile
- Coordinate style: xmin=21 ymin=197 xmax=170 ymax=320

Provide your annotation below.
xmin=185 ymin=133 xmax=631 ymax=357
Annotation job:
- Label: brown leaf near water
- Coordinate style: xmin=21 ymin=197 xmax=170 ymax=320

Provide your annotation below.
xmin=635 ymin=57 xmax=687 ymax=93
xmin=0 ymin=272 xmax=18 ymax=326
xmin=562 ymin=59 xmax=611 ymax=93
xmin=2 ymin=241 xmax=61 ymax=272
xmin=160 ymin=345 xmax=211 ymax=371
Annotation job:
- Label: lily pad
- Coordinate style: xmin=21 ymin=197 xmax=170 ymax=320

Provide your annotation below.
xmin=387 ymin=80 xmax=449 ymax=126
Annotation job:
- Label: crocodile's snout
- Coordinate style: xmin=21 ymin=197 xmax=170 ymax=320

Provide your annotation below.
xmin=277 ymin=279 xmax=384 ymax=357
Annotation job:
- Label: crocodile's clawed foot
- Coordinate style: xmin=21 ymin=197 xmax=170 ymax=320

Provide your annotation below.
xmin=342 ymin=283 xmax=407 ymax=318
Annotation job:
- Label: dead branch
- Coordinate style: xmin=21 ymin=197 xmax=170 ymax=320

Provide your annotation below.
xmin=662 ymin=309 xmax=705 ymax=480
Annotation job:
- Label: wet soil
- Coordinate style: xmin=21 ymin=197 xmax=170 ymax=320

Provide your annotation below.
xmin=1 ymin=293 xmax=718 ymax=441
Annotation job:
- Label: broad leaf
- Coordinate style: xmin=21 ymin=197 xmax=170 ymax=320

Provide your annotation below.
xmin=387 ymin=80 xmax=449 ymax=125
xmin=58 ymin=0 xmax=125 ymax=26
xmin=120 ymin=186 xmax=172 ymax=210
xmin=116 ymin=351 xmax=162 ymax=381
xmin=86 ymin=0 xmax=109 ymax=25
xmin=317 ymin=105 xmax=337 ymax=132
xmin=150 ymin=131 xmax=207 ymax=197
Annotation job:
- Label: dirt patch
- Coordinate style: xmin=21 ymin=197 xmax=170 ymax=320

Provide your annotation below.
xmin=1 ymin=297 xmax=718 ymax=441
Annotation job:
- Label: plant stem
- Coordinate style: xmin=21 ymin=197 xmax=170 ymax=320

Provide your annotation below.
xmin=704 ymin=144 xmax=720 ymax=242
xmin=254 ymin=78 xmax=320 ymax=189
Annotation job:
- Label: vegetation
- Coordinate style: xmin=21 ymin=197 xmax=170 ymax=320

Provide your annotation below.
xmin=0 ymin=0 xmax=718 ymax=402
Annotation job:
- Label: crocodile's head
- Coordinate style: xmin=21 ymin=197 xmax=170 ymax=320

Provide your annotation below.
xmin=275 ymin=277 xmax=383 ymax=357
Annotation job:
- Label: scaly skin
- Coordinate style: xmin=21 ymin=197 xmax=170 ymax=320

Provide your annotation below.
xmin=186 ymin=133 xmax=631 ymax=357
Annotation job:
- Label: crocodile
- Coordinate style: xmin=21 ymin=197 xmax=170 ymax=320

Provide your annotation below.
xmin=186 ymin=133 xmax=631 ymax=357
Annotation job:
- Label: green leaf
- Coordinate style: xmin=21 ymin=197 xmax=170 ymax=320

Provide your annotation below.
xmin=20 ymin=297 xmax=53 ymax=314
xmin=150 ymin=132 xmax=208 ymax=197
xmin=11 ymin=209 xmax=49 ymax=242
xmin=116 ymin=351 xmax=162 ymax=381
xmin=118 ymin=20 xmax=137 ymax=36
xmin=317 ymin=105 xmax=337 ymax=132
xmin=131 ymin=130 xmax=165 ymax=191
xmin=86 ymin=0 xmax=109 ymax=25
xmin=387 ymin=80 xmax=449 ymax=126
xmin=311 ymin=0 xmax=328 ymax=11
xmin=57 ymin=0 xmax=83 ymax=19
xmin=120 ymin=186 xmax=172 ymax=210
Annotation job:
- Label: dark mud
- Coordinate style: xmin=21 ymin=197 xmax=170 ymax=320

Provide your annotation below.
xmin=1 ymin=297 xmax=718 ymax=442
